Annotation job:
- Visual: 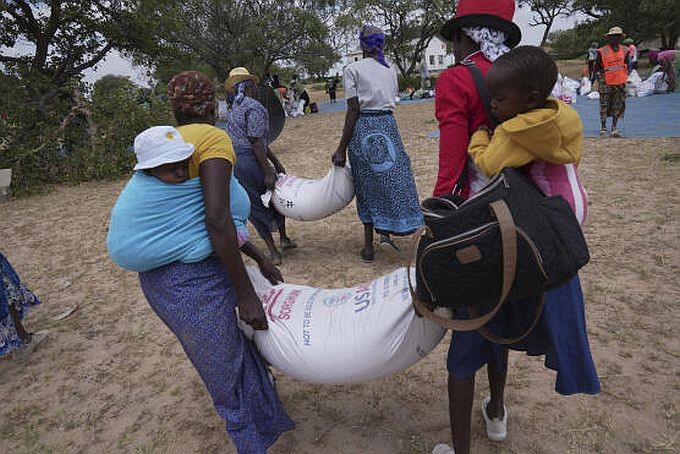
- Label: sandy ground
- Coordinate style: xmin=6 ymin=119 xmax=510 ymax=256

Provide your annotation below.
xmin=1 ymin=102 xmax=679 ymax=454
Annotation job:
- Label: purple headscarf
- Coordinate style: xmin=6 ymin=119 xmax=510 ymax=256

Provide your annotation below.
xmin=360 ymin=24 xmax=389 ymax=68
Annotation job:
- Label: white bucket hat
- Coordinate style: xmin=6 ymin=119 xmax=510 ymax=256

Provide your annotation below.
xmin=133 ymin=126 xmax=194 ymax=171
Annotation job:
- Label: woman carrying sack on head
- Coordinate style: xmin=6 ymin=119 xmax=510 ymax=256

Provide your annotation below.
xmin=431 ymin=2 xmax=600 ymax=453
xmin=331 ymin=24 xmax=423 ymax=262
xmin=225 ymin=67 xmax=297 ymax=265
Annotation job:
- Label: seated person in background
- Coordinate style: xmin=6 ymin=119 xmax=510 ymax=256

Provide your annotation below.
xmin=1 ymin=252 xmax=47 ymax=359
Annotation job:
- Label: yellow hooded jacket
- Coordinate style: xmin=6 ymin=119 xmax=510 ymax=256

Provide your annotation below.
xmin=468 ymin=98 xmax=584 ymax=177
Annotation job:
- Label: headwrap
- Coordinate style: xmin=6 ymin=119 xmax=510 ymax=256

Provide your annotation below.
xmin=167 ymin=71 xmax=216 ymax=118
xmin=234 ymin=79 xmax=255 ymax=106
xmin=462 ymin=26 xmax=511 ymax=62
xmin=359 ymin=24 xmax=390 ymax=68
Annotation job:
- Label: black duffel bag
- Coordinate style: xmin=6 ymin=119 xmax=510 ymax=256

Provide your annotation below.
xmin=408 ymin=167 xmax=589 ymax=343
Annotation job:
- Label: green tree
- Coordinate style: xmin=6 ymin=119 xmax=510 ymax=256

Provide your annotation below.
xmin=549 ymin=0 xmax=679 ymax=59
xmin=0 ymin=1 xmax=156 ymax=194
xmin=296 ymin=41 xmax=341 ymax=78
xmin=136 ymin=0 xmax=334 ymax=79
xmin=352 ymin=0 xmax=452 ymax=78
xmin=572 ymin=0 xmax=679 ymax=48
xmin=518 ymin=0 xmax=574 ymax=46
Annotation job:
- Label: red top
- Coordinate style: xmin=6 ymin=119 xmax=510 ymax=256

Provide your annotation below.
xmin=434 ymin=52 xmax=493 ymax=197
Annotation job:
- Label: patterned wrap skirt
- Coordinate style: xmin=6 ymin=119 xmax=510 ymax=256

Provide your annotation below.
xmin=348 ymin=111 xmax=424 ymax=235
xmin=234 ymin=146 xmax=284 ymax=240
xmin=139 ymin=258 xmax=294 ymax=453
xmin=0 ymin=253 xmax=42 ymax=356
xmin=598 ymin=77 xmax=627 ymax=120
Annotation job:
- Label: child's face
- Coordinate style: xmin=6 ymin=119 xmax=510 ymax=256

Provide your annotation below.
xmin=147 ymin=158 xmax=190 ymax=184
xmin=486 ymin=66 xmax=540 ymax=123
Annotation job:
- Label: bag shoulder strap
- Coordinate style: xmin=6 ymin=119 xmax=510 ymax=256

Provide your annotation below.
xmin=451 ymin=60 xmax=498 ymax=194
xmin=462 ymin=60 xmax=498 ymax=128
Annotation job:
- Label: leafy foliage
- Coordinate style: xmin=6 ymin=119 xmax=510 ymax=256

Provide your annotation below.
xmin=551 ymin=0 xmax=680 ymax=58
xmin=352 ymin=0 xmax=453 ymax=78
xmin=0 ymin=1 xmax=171 ymax=195
xmin=135 ymin=0 xmax=334 ymax=80
xmin=518 ymin=0 xmax=574 ymax=46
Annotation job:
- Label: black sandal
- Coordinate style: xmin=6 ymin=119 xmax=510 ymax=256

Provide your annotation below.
xmin=360 ymin=248 xmax=375 ymax=263
xmin=379 ymin=234 xmax=400 ymax=252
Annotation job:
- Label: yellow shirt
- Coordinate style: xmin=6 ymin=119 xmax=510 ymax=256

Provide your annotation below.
xmin=468 ymin=98 xmax=583 ymax=177
xmin=177 ymin=123 xmax=236 ymax=178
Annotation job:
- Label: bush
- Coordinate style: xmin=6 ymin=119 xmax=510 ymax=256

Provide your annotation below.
xmin=397 ymin=75 xmax=438 ymax=91
xmin=0 ymin=75 xmax=174 ymax=196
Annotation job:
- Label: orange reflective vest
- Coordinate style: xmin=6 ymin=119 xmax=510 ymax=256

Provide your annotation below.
xmin=598 ymin=45 xmax=628 ymax=85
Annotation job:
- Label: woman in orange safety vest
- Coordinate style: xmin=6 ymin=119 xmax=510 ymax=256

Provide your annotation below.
xmin=595 ymin=27 xmax=630 ymax=137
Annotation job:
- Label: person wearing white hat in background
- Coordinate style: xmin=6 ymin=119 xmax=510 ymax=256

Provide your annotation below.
xmin=595 ymin=27 xmax=630 ymax=138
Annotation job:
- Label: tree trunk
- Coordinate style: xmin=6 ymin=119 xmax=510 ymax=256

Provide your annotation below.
xmin=540 ymin=18 xmax=555 ymax=47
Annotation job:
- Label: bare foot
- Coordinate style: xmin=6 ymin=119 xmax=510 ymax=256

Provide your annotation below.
xmin=270 ymin=252 xmax=282 ymax=266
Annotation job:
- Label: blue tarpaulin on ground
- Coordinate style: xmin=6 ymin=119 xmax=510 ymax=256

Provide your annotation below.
xmin=426 ymin=91 xmax=680 ymax=139
xmin=316 ymin=97 xmax=434 ymax=115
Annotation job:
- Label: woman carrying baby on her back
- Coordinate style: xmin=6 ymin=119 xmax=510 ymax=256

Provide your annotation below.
xmin=107 ymin=74 xmax=295 ymax=454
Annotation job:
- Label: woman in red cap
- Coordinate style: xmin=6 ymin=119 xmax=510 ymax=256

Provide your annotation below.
xmin=432 ymin=2 xmax=600 ymax=453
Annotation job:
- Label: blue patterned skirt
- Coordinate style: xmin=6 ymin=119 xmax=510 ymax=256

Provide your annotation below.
xmin=348 ymin=111 xmax=423 ymax=235
xmin=447 ymin=275 xmax=600 ymax=396
xmin=139 ymin=258 xmax=294 ymax=453
xmin=0 ymin=253 xmax=42 ymax=356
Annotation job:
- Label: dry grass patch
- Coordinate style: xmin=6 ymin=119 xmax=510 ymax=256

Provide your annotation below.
xmin=1 ymin=102 xmax=678 ymax=453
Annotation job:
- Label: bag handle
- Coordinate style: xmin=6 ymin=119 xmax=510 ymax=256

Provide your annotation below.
xmin=471 ymin=294 xmax=546 ymax=345
xmin=408 ymin=200 xmax=517 ymax=331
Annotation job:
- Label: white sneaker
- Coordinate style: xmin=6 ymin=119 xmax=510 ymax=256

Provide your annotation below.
xmin=482 ymin=396 xmax=508 ymax=442
xmin=432 ymin=443 xmax=455 ymax=454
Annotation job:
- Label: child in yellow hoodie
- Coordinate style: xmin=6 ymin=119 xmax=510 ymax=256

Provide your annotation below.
xmin=449 ymin=46 xmax=599 ymax=448
xmin=469 ymin=45 xmax=588 ymax=224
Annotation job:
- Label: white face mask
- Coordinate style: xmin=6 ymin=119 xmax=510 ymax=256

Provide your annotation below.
xmin=462 ymin=26 xmax=511 ymax=62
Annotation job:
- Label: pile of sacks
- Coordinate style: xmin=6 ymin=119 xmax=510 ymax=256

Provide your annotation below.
xmin=578 ymin=69 xmax=671 ymax=100
xmin=552 ymin=74 xmax=580 ymax=104
xmin=630 ymin=70 xmax=670 ymax=97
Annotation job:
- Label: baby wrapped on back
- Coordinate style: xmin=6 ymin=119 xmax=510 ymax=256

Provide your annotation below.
xmin=107 ymin=126 xmax=260 ymax=273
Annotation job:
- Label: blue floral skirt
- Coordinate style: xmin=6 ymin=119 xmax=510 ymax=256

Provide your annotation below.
xmin=447 ymin=275 xmax=600 ymax=396
xmin=139 ymin=258 xmax=294 ymax=453
xmin=348 ymin=111 xmax=423 ymax=235
xmin=0 ymin=253 xmax=42 ymax=357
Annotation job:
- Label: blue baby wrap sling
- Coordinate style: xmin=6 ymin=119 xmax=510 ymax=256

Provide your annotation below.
xmin=107 ymin=171 xmax=250 ymax=272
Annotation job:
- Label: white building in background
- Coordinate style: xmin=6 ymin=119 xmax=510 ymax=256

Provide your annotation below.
xmin=330 ymin=35 xmax=454 ymax=77
xmin=424 ymin=36 xmax=455 ymax=72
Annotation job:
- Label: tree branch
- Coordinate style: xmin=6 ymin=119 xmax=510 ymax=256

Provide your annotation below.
xmin=0 ymin=54 xmax=28 ymax=64
xmin=70 ymin=42 xmax=115 ymax=75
